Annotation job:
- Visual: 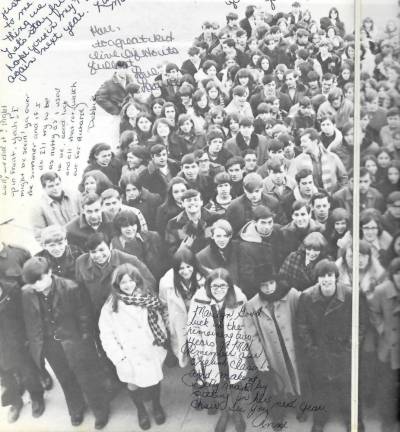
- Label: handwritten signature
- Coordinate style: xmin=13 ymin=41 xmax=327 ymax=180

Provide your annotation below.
xmin=225 ymin=0 xmax=276 ymax=10
xmin=93 ymin=0 xmax=127 ymax=13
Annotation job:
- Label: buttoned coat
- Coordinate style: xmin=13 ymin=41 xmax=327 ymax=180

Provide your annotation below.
xmin=99 ymin=298 xmax=167 ymax=387
xmin=244 ymin=289 xmax=302 ymax=395
xmin=186 ymin=286 xmax=250 ymax=385
xmin=75 ymin=249 xmax=156 ymax=318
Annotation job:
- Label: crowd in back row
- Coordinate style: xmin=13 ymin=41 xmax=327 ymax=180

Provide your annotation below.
xmin=0 ymin=3 xmax=399 ymax=432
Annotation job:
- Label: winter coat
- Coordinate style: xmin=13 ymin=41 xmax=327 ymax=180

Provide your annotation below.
xmin=225 ymin=133 xmax=269 ymax=166
xmin=36 ymin=245 xmax=83 ymax=281
xmin=187 ymin=286 xmax=250 ymax=385
xmin=369 ymin=279 xmax=400 ymax=370
xmin=196 ymin=241 xmax=240 ymax=285
xmin=280 ymin=220 xmax=322 ymax=258
xmin=159 ymin=269 xmax=206 ymax=367
xmin=125 ymin=188 xmax=163 ymax=231
xmin=244 ymin=289 xmax=302 ymax=395
xmin=99 ymin=297 xmax=167 ymax=387
xmin=237 ymin=221 xmax=285 ymax=298
xmin=83 ymin=158 xmax=123 ymax=187
xmin=155 ymin=201 xmax=183 ymax=236
xmin=94 ymin=74 xmax=135 ymax=115
xmin=75 ymin=249 xmax=156 ymax=319
xmin=21 ymin=276 xmax=94 ymax=368
xmin=138 ymin=161 xmax=180 ymax=201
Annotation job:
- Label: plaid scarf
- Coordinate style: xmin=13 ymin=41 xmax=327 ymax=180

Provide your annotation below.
xmin=116 ymin=291 xmax=168 ymax=348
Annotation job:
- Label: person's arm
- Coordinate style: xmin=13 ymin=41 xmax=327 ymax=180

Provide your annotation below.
xmin=98 ymin=305 xmax=126 ymax=365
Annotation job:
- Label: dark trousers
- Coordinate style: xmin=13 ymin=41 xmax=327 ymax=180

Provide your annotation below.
xmin=43 ymin=338 xmax=109 ymax=420
xmin=376 ymin=360 xmax=400 ymax=427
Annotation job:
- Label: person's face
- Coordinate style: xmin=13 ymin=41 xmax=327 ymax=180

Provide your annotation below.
xmin=167 ymin=69 xmax=179 ymax=81
xmin=240 ymin=124 xmax=254 ymax=138
xmin=178 ymin=262 xmax=194 ymax=281
xmin=212 ymin=227 xmax=231 ymax=249
xmin=318 ymin=272 xmax=336 ymax=296
xmin=95 ymin=150 xmax=112 ymax=167
xmin=229 ymin=119 xmax=239 ymax=133
xmin=137 ymin=116 xmax=152 ymax=132
xmin=213 ymin=114 xmax=224 ymax=125
xmin=255 ymin=217 xmax=274 ymax=236
xmin=216 ymin=182 xmax=231 ymax=197
xmin=102 ymin=197 xmax=121 ymax=217
xmin=120 ymin=224 xmax=138 ymax=240
xmin=359 ymin=253 xmax=370 ymax=270
xmin=320 ymin=119 xmax=335 ymax=135
xmin=157 ymin=122 xmax=170 ymax=138
xmin=248 ymin=40 xmax=258 ymax=51
xmin=171 ymin=183 xmax=187 ymax=204
xmin=299 ymin=175 xmax=314 ymax=196
xmin=271 ymin=168 xmax=285 ymax=185
xmin=237 ymin=34 xmax=247 ymax=47
xmin=182 ymin=162 xmax=199 ymax=181
xmin=83 ymin=200 xmax=102 ymax=227
xmin=151 ymin=87 xmax=162 ymax=98
xmin=260 ymin=280 xmax=276 ymax=296
xmin=377 ymin=152 xmax=391 ymax=168
xmin=244 ymin=154 xmax=258 ymax=171
xmin=305 ymin=247 xmax=321 ymax=262
xmin=125 ymin=184 xmax=141 ymax=201
xmin=360 ymin=114 xmax=370 ymax=131
xmin=234 ymin=94 xmax=247 ymax=107
xmin=334 ymin=219 xmax=347 ymax=234
xmin=208 ymin=138 xmax=223 ymax=155
xmin=238 ymin=76 xmax=249 ymax=86
xmin=359 ymin=174 xmax=372 ymax=194
xmin=208 ymin=87 xmax=219 ymax=100
xmin=210 ymin=277 xmax=229 ymax=302
xmin=261 ymin=58 xmax=270 ymax=71
xmin=116 ymin=68 xmax=128 ymax=82
xmin=388 ymin=200 xmax=400 ymax=219
xmin=300 ymin=134 xmax=317 ymax=154
xmin=313 ymin=197 xmax=330 ymax=220
xmin=327 ymin=28 xmax=335 ymax=38
xmin=228 ymin=18 xmax=238 ymax=28
xmin=364 ymin=160 xmax=377 ymax=176
xmin=362 ymin=220 xmax=379 ymax=242
xmin=344 ymin=129 xmax=354 ymax=146
xmin=164 ymin=106 xmax=176 ymax=120
xmin=84 ymin=176 xmax=97 ymax=194
xmin=152 ymin=103 xmax=163 ymax=117
xmin=341 ymin=69 xmax=351 ymax=81
xmin=44 ymin=238 xmax=67 ymax=258
xmin=44 ymin=178 xmax=63 ymax=199
xmin=152 ymin=150 xmax=168 ymax=168
xmin=345 ymin=87 xmax=354 ymax=101
xmin=285 ymin=73 xmax=296 ymax=89
xmin=345 ymin=247 xmax=353 ymax=267
xmin=366 ymin=98 xmax=379 ymax=113
xmin=180 ymin=120 xmax=193 ymax=134
xmin=89 ymin=241 xmax=111 ymax=265
xmin=126 ymin=153 xmax=143 ymax=169
xmin=388 ymin=167 xmax=400 ymax=184
xmin=244 ymin=186 xmax=262 ymax=204
xmin=197 ymin=154 xmax=210 ymax=173
xmin=267 ymin=40 xmax=277 ymax=50
xmin=322 ymin=79 xmax=333 ymax=93
xmin=197 ymin=95 xmax=208 ymax=109
xmin=32 ymin=272 xmax=53 ymax=293
xmin=331 ymin=95 xmax=342 ymax=109
xmin=227 ymin=164 xmax=243 ymax=182
xmin=119 ymin=274 xmax=138 ymax=295
xmin=292 ymin=206 xmax=310 ymax=228
xmin=182 ymin=194 xmax=203 ymax=214
xmin=264 ymin=81 xmax=276 ymax=95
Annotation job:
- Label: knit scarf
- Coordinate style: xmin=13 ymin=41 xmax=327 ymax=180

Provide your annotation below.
xmin=116 ymin=291 xmax=168 ymax=348
xmin=318 ymin=145 xmax=334 ymax=195
xmin=236 ymin=132 xmax=259 ymax=152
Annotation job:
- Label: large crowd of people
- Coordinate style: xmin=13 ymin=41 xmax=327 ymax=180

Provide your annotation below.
xmin=0 ymin=2 xmax=399 ymax=432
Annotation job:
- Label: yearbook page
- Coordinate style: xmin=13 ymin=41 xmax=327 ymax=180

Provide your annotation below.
xmin=0 ymin=0 xmax=398 ymax=431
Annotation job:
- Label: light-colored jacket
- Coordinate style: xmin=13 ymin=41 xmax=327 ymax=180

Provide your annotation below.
xmin=187 ymin=286 xmax=249 ymax=385
xmin=159 ymin=269 xmax=205 ymax=367
xmin=99 ymin=298 xmax=167 ymax=387
xmin=244 ymin=289 xmax=302 ymax=395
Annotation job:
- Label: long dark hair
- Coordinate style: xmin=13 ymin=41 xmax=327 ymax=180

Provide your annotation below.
xmin=110 ymin=263 xmax=148 ymax=312
xmin=172 ymin=247 xmax=207 ymax=299
xmin=204 ymin=267 xmax=236 ymax=307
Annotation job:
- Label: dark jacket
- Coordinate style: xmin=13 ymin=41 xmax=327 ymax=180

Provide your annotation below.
xmin=249 ymin=90 xmax=292 ymax=116
xmin=36 ymin=245 xmax=83 ymax=281
xmin=111 ymin=231 xmax=167 ymax=280
xmin=165 ymin=208 xmax=219 ymax=256
xmin=66 ymin=214 xmax=115 ymax=252
xmin=281 ymin=220 xmax=322 ymax=258
xmin=0 ymin=244 xmax=31 ymax=293
xmin=21 ymin=276 xmax=93 ymax=367
xmin=138 ymin=160 xmax=180 ymax=201
xmin=226 ymin=193 xmax=287 ymax=235
xmin=237 ymin=221 xmax=284 ymax=299
xmin=125 ymin=187 xmax=163 ymax=231
xmin=94 ymin=74 xmax=134 ymax=115
xmin=75 ymin=249 xmax=156 ymax=318
xmin=155 ymin=200 xmax=183 ymax=235
xmin=83 ymin=158 xmax=123 ymax=186
xmin=296 ymin=283 xmax=366 ymax=384
xmin=196 ymin=240 xmax=240 ymax=285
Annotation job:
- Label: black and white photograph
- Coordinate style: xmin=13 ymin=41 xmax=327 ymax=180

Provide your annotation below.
xmin=0 ymin=0 xmax=399 ymax=431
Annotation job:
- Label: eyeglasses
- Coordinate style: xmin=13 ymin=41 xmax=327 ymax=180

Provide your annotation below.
xmin=210 ymin=283 xmax=228 ymax=290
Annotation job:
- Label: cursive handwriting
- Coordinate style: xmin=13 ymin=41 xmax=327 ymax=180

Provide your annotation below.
xmin=92 ymin=0 xmax=127 ymax=13
xmin=225 ymin=0 xmax=240 ymax=9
